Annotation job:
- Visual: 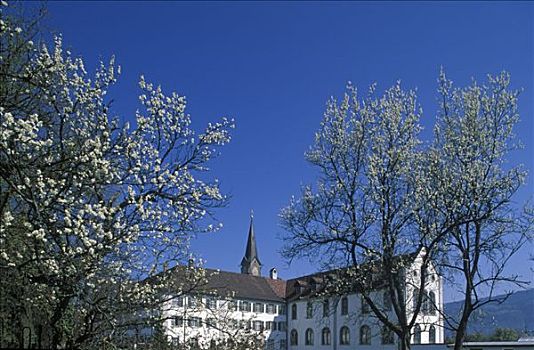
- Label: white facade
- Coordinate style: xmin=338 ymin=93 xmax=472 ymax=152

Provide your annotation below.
xmin=162 ymin=252 xmax=444 ymax=350
xmin=161 ymin=220 xmax=444 ymax=350
xmin=286 ymin=251 xmax=444 ymax=350
xmin=163 ymin=295 xmax=287 ymax=349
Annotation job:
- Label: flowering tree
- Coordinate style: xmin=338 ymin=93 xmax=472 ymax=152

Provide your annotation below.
xmin=280 ymin=72 xmax=532 ymax=350
xmin=280 ymin=81 xmax=433 ymax=350
xmin=0 ymin=3 xmax=234 ymax=348
xmin=428 ymin=71 xmax=532 ymax=350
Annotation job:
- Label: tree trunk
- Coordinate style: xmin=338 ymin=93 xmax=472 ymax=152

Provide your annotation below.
xmin=49 ymin=295 xmax=72 ymax=349
xmin=399 ymin=333 xmax=412 ymax=350
xmin=454 ymin=283 xmax=472 ymax=350
xmin=454 ymin=322 xmax=467 ymax=350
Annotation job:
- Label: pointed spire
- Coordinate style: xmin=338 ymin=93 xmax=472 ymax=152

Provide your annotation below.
xmin=241 ymin=210 xmax=262 ymax=276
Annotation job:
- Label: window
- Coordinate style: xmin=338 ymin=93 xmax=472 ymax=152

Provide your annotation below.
xmin=279 ymin=304 xmax=287 ymax=315
xmin=230 ymin=319 xmax=239 ymax=329
xmin=173 ymin=296 xmax=184 ymax=307
xmin=205 ymin=317 xmax=216 ymax=328
xmin=310 ymin=280 xmax=317 ymax=291
xmin=266 ymin=321 xmax=272 ymax=330
xmin=278 ymin=322 xmax=287 ymax=332
xmin=429 ymin=325 xmax=436 ymax=344
xmin=294 ymin=281 xmax=302 ymax=294
xmin=240 ymin=300 xmax=251 ymax=312
xmin=306 ymin=301 xmax=313 ymax=319
xmin=254 ymin=302 xmax=265 ymax=313
xmin=279 ymin=339 xmax=287 ymax=350
xmin=305 ymin=328 xmax=314 ymax=346
xmin=322 ymin=327 xmax=331 ymax=345
xmin=361 ymin=296 xmax=370 ymax=314
xmin=290 ymin=329 xmax=298 ymax=346
xmin=188 ymin=317 xmax=201 ymax=328
xmin=323 ymin=299 xmax=330 ymax=317
xmin=240 ymin=320 xmax=251 ymax=330
xmin=383 ymin=291 xmax=392 ymax=311
xmin=253 ymin=320 xmax=264 ymax=331
xmin=174 ymin=316 xmax=183 ymax=327
xmin=188 ymin=295 xmax=198 ymax=308
xmin=429 ymin=291 xmax=436 ymax=315
xmin=206 ymin=297 xmax=217 ymax=309
xmin=413 ymin=325 xmax=421 ymax=344
xmin=340 ymin=326 xmax=350 ymax=345
xmin=267 ymin=339 xmax=275 ymax=350
xmin=413 ymin=288 xmax=420 ymax=311
xmin=266 ymin=303 xmax=276 ymax=314
xmin=341 ymin=296 xmax=349 ymax=315
xmin=291 ymin=304 xmax=297 ymax=320
xmin=381 ymin=326 xmax=395 ymax=344
xmin=228 ymin=300 xmax=237 ymax=311
xmin=422 ymin=291 xmax=430 ymax=314
xmin=360 ymin=325 xmax=371 ymax=345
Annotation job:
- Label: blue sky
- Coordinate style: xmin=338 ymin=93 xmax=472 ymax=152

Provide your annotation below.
xmin=40 ymin=1 xmax=533 ymax=294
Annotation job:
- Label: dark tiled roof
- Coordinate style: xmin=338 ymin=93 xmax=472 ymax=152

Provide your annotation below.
xmin=266 ymin=278 xmax=287 ymax=299
xmin=169 ymin=267 xmax=286 ymax=303
xmin=164 ymin=252 xmax=419 ymax=303
xmin=284 ymin=252 xmax=419 ymax=301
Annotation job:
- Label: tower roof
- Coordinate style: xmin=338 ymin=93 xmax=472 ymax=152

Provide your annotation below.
xmin=241 ymin=212 xmax=261 ymax=268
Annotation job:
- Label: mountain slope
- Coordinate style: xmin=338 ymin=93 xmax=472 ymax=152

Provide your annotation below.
xmin=444 ymin=288 xmax=534 ymax=336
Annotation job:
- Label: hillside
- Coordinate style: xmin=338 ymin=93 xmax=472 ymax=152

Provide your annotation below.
xmin=444 ymin=288 xmax=534 ymax=336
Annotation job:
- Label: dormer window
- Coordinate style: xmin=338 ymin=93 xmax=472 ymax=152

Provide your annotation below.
xmin=294 ymin=281 xmax=303 ymax=294
xmin=310 ymin=280 xmax=317 ymax=291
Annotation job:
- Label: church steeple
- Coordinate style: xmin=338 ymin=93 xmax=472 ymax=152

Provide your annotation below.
xmin=240 ymin=211 xmax=262 ymax=276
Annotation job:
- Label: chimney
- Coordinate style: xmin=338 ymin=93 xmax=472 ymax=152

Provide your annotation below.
xmin=269 ymin=268 xmax=278 ymax=280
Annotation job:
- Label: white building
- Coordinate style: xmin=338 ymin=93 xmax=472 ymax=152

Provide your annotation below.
xmin=162 ymin=216 xmax=444 ymax=349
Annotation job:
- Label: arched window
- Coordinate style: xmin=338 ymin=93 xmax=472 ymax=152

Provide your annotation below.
xmin=413 ymin=325 xmax=422 ymax=344
xmin=291 ymin=304 xmax=297 ymax=320
xmin=383 ymin=291 xmax=392 ymax=311
xmin=322 ymin=327 xmax=331 ymax=345
xmin=290 ymin=329 xmax=298 ymax=346
xmin=306 ymin=301 xmax=313 ymax=319
xmin=429 ymin=291 xmax=436 ymax=315
xmin=360 ymin=325 xmax=371 ymax=345
xmin=413 ymin=288 xmax=420 ymax=311
xmin=361 ymin=296 xmax=370 ymax=314
xmin=422 ymin=291 xmax=430 ymax=314
xmin=381 ymin=326 xmax=395 ymax=344
xmin=429 ymin=325 xmax=436 ymax=344
xmin=323 ymin=299 xmax=330 ymax=317
xmin=340 ymin=326 xmax=350 ymax=345
xmin=305 ymin=328 xmax=314 ymax=346
xmin=341 ymin=296 xmax=349 ymax=315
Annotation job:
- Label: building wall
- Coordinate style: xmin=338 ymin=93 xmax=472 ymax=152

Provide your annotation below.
xmin=163 ymin=295 xmax=287 ymax=349
xmin=287 ymin=252 xmax=444 ymax=350
xmin=162 ymin=251 xmax=444 ymax=350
